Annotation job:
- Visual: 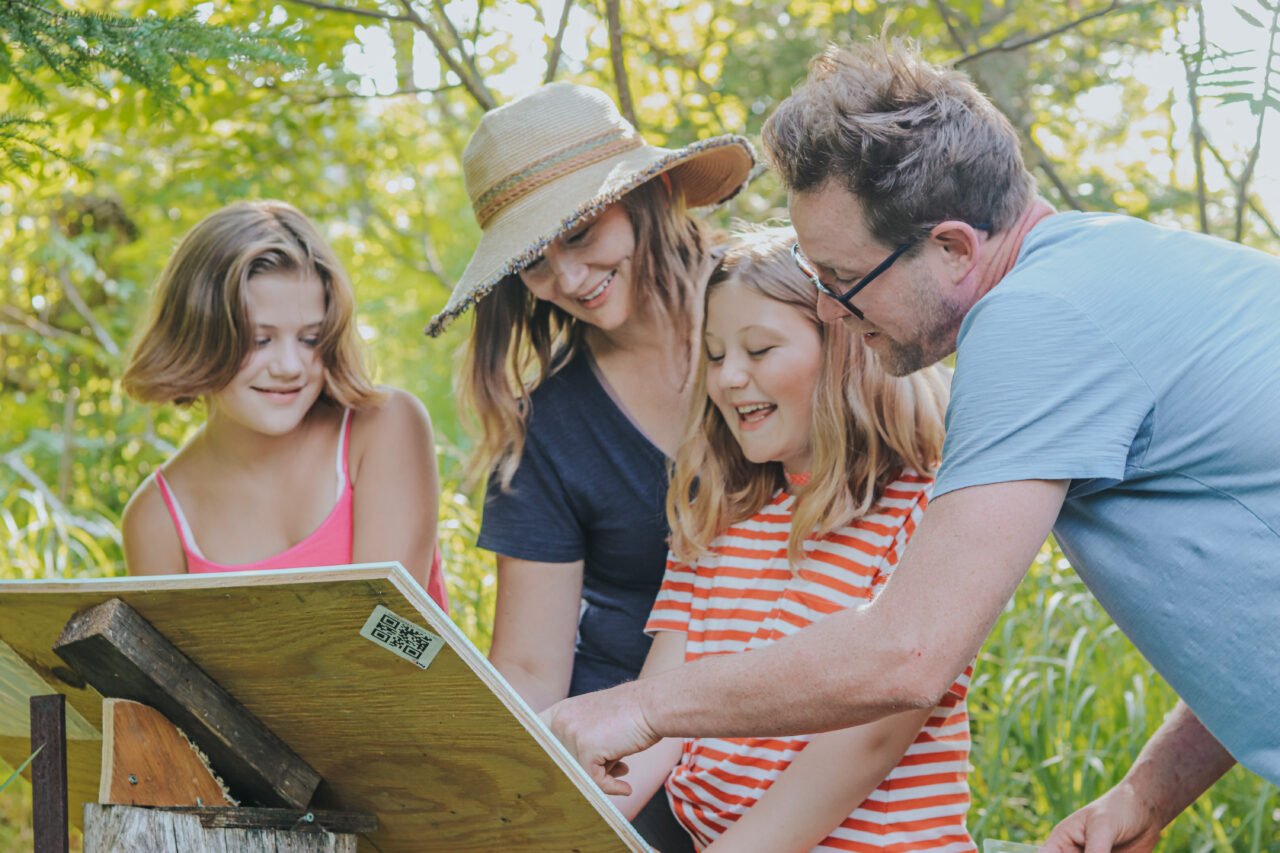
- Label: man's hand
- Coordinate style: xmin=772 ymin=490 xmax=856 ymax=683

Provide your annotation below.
xmin=540 ymin=680 xmax=660 ymax=795
xmin=1041 ymin=781 xmax=1163 ymax=852
xmin=1042 ymin=702 xmax=1235 ymax=853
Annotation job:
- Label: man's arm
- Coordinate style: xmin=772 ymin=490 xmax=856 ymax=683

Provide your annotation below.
xmin=544 ymin=479 xmax=1067 ymax=792
xmin=1041 ymin=701 xmax=1236 ymax=853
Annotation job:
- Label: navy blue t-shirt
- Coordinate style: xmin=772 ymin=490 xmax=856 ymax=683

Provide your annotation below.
xmin=477 ymin=350 xmax=671 ymax=696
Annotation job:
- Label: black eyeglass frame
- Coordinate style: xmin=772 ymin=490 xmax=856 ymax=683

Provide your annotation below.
xmin=790 ymin=240 xmax=914 ymax=321
xmin=791 ymin=223 xmax=991 ymax=321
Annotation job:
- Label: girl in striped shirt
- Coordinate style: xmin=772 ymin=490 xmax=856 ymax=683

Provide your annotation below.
xmin=612 ymin=228 xmax=974 ymax=852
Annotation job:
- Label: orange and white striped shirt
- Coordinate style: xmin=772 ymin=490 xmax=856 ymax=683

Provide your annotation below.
xmin=646 ymin=469 xmax=975 ymax=852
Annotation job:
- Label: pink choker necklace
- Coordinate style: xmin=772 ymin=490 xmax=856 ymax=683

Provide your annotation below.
xmin=785 ymin=471 xmax=811 ymax=487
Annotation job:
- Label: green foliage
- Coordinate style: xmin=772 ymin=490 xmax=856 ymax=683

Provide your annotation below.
xmin=0 ymin=113 xmax=78 ymax=174
xmin=0 ymin=0 xmax=299 ymax=172
xmin=0 ymin=0 xmax=1276 ymax=846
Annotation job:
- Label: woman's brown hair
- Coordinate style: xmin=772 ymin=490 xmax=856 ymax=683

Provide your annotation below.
xmin=460 ymin=178 xmax=713 ymax=488
xmin=123 ymin=200 xmax=383 ymax=409
xmin=667 ymin=227 xmax=950 ymax=568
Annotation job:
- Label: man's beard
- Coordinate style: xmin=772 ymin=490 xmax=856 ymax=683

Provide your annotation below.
xmin=867 ymin=270 xmax=964 ymax=376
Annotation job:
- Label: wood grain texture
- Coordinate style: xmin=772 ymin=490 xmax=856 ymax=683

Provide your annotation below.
xmin=83 ymin=804 xmax=357 ymax=852
xmin=154 ymin=804 xmax=373 ymax=829
xmin=152 ymin=806 xmax=375 ymax=834
xmin=54 ymin=598 xmax=319 ymax=808
xmin=0 ymin=564 xmax=647 ymax=852
xmin=31 ymin=694 xmax=69 ymax=853
xmin=100 ymin=699 xmax=232 ymax=807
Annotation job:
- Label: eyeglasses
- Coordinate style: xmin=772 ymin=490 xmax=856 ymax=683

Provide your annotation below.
xmin=792 ymin=223 xmax=992 ymax=320
xmin=790 ymin=240 xmax=915 ymax=321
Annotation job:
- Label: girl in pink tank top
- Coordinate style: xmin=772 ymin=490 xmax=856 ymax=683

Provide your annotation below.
xmin=120 ymin=201 xmax=448 ymax=611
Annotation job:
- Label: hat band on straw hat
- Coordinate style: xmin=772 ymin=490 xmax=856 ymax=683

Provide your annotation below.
xmin=473 ymin=128 xmax=645 ymax=226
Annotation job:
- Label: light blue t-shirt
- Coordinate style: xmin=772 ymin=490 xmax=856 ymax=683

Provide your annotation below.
xmin=935 ymin=212 xmax=1280 ymax=785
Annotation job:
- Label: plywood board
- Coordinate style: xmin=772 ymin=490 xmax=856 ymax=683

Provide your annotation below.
xmin=0 ymin=564 xmax=647 ymax=852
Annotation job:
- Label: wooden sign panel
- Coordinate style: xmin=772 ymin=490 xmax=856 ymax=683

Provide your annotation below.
xmin=0 ymin=564 xmax=646 ymax=852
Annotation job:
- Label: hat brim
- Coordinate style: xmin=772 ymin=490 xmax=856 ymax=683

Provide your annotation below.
xmin=425 ymin=135 xmax=754 ymax=337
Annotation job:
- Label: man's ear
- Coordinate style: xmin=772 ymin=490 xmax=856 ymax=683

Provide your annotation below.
xmin=929 ymin=221 xmax=982 ymax=285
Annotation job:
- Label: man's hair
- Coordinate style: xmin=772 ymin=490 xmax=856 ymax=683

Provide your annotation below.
xmin=763 ymin=39 xmax=1036 ymax=247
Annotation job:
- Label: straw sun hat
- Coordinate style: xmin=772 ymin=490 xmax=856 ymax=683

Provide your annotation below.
xmin=424 ymin=82 xmax=755 ymax=336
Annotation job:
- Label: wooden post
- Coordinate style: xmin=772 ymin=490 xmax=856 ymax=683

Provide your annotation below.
xmin=30 ymin=694 xmax=69 ymax=853
xmin=83 ymin=805 xmax=373 ymax=852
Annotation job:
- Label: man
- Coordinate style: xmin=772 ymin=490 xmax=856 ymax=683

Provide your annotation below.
xmin=544 ymin=40 xmax=1280 ymax=851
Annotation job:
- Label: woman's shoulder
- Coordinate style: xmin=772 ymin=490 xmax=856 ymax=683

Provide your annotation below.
xmin=123 ymin=430 xmax=212 ymax=535
xmin=121 ymin=470 xmax=185 ymax=573
xmin=123 ymin=471 xmax=168 ymax=531
xmin=353 ymin=386 xmax=430 ymax=423
xmin=348 ymin=388 xmax=434 ymax=457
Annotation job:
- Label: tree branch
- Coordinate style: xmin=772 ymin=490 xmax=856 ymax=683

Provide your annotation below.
xmin=472 ymin=0 xmax=487 ymax=45
xmin=56 ymin=268 xmax=118 ymax=356
xmin=1180 ymin=0 xmax=1210 ymax=233
xmin=1234 ymin=0 xmax=1280 ymax=242
xmin=1 ymin=305 xmax=77 ymax=343
xmin=431 ymin=0 xmax=485 ymax=88
xmin=623 ymin=31 xmax=698 ymax=71
xmin=284 ymin=0 xmax=413 ymax=23
xmin=396 ymin=0 xmax=496 ymax=110
xmin=935 ymin=1 xmax=1084 ymax=211
xmin=1204 ymin=136 xmax=1280 ymax=243
xmin=544 ymin=0 xmax=573 ymax=84
xmin=605 ymin=0 xmax=638 ymax=127
xmin=1026 ymin=135 xmax=1084 ymax=211
xmin=953 ymin=1 xmax=1144 ymax=66
xmin=932 ymin=0 xmax=974 ymax=52
xmin=301 ymin=83 xmax=462 ymax=103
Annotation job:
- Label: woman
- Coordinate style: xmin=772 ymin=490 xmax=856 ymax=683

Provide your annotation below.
xmin=426 ymin=82 xmax=752 ymax=847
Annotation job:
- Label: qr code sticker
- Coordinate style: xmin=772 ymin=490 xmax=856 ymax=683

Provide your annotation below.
xmin=359 ymin=605 xmax=444 ymax=670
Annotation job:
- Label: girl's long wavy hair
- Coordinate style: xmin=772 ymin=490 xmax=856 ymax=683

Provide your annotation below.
xmin=123 ymin=200 xmax=383 ymax=410
xmin=667 ymin=227 xmax=950 ymax=568
xmin=460 ymin=179 xmax=713 ymax=488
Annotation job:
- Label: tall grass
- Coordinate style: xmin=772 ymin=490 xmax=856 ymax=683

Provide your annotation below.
xmin=0 ymin=449 xmax=121 ymax=580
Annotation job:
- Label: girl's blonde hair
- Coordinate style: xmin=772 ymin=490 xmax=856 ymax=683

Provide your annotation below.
xmin=123 ymin=201 xmax=383 ymax=409
xmin=460 ymin=178 xmax=713 ymax=488
xmin=667 ymin=226 xmax=949 ymax=568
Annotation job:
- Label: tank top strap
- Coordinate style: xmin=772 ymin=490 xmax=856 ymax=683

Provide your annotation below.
xmin=153 ymin=470 xmax=206 ymax=560
xmin=336 ymin=408 xmax=353 ymax=499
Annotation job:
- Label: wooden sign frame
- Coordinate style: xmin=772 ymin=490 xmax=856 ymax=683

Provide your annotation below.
xmin=0 ymin=564 xmax=647 ymax=852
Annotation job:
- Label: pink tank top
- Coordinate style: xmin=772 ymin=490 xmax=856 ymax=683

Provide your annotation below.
xmin=155 ymin=409 xmax=449 ymax=611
